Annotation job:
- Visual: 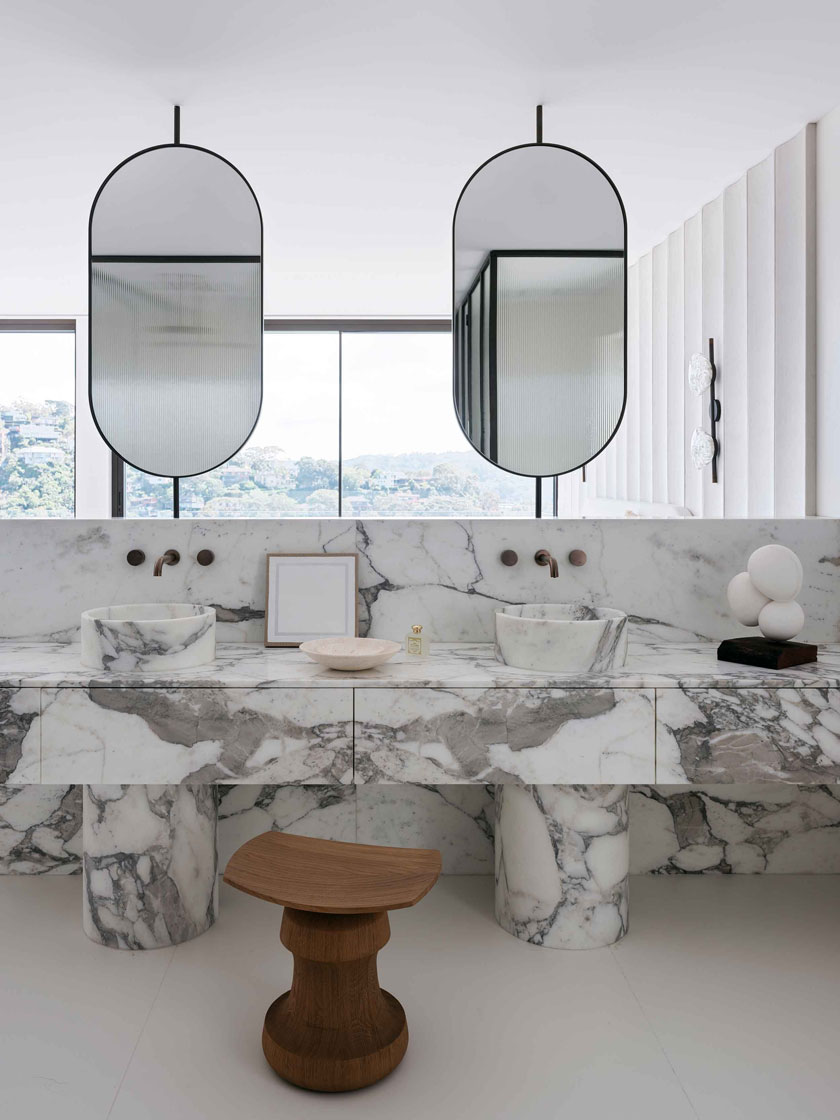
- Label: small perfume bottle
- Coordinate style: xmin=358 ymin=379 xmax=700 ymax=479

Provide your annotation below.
xmin=405 ymin=624 xmax=429 ymax=656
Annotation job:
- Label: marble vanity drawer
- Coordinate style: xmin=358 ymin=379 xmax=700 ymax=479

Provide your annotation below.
xmin=354 ymin=687 xmax=655 ymax=784
xmin=656 ymin=688 xmax=840 ymax=783
xmin=39 ymin=687 xmax=353 ymax=785
xmin=0 ymin=686 xmax=40 ymax=784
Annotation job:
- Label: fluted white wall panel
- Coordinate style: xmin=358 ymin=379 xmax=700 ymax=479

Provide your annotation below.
xmin=652 ymin=242 xmax=669 ymax=504
xmin=591 ymin=123 xmax=816 ymax=518
xmin=666 ymin=230 xmax=685 ymax=508
xmin=701 ymin=195 xmax=725 ymax=518
xmin=816 ymin=105 xmax=840 ymax=516
xmin=746 ymin=154 xmax=776 ymax=517
xmin=626 ymin=264 xmax=640 ymax=502
xmin=683 ymin=213 xmax=704 ymax=517
xmin=723 ymin=177 xmax=748 ymax=517
xmin=774 ymin=126 xmax=816 ymax=516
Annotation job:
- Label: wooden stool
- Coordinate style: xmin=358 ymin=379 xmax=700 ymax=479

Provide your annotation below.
xmin=223 ymin=832 xmax=441 ymax=1093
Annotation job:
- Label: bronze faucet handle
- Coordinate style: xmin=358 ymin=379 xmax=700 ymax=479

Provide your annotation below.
xmin=153 ymin=549 xmax=181 ymax=577
xmin=534 ymin=549 xmax=560 ymax=578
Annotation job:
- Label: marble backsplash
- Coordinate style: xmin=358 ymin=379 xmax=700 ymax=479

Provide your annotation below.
xmin=2 ymin=518 xmax=840 ymax=644
xmin=0 ymin=784 xmax=82 ymax=873
xmin=4 ymin=783 xmax=840 ymax=877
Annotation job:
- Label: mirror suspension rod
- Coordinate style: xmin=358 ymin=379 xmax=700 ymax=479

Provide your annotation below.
xmin=552 ymin=476 xmax=559 ymax=517
xmin=173 ymin=477 xmax=180 ymax=518
xmin=174 ymin=105 xmax=181 ymax=145
xmin=536 ymin=104 xmax=543 ymax=143
xmin=535 ymin=478 xmax=542 ymax=518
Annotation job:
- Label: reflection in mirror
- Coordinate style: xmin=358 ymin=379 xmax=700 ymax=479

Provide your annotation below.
xmin=89 ymin=124 xmax=263 ymax=479
xmin=453 ymin=140 xmax=626 ymax=479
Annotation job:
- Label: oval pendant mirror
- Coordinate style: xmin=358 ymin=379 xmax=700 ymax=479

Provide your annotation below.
xmin=452 ymin=108 xmax=626 ymax=479
xmin=89 ymin=108 xmax=263 ymax=478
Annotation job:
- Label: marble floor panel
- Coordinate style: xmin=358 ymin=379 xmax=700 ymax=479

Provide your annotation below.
xmin=0 ymin=876 xmax=174 ymax=1120
xmin=614 ymin=875 xmax=840 ymax=1120
xmin=1 ymin=875 xmax=840 ymax=1119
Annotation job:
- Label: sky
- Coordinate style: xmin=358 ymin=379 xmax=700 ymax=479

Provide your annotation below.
xmin=262 ymin=331 xmax=467 ymax=459
xmin=0 ymin=332 xmax=76 ymax=405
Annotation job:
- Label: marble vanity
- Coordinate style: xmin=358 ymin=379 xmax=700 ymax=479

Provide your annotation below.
xmin=4 ymin=635 xmax=840 ymax=951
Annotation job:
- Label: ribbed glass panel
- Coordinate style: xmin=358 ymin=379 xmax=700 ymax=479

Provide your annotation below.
xmin=495 ymin=255 xmax=623 ymax=476
xmin=90 ymin=262 xmax=261 ymax=477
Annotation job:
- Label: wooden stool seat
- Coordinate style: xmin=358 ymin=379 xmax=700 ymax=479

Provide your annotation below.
xmin=223 ymin=831 xmax=441 ymax=913
xmin=223 ymin=832 xmax=441 ymax=1093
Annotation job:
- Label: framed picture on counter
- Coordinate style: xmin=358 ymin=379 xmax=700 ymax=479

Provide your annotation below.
xmin=264 ymin=553 xmax=358 ymax=647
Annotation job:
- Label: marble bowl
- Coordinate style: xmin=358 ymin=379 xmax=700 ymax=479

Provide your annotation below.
xmin=299 ymin=637 xmax=401 ymax=671
xmin=81 ymin=603 xmax=216 ymax=672
xmin=495 ymin=603 xmax=628 ymax=673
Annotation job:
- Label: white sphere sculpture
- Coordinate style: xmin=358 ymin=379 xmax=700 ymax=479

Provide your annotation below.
xmin=728 ymin=545 xmax=805 ymax=642
xmin=757 ymin=600 xmax=805 ymax=642
xmin=726 ymin=572 xmax=770 ymax=627
xmin=747 ymin=544 xmax=803 ymax=603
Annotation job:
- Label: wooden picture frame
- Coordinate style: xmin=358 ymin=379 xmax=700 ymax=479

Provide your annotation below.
xmin=264 ymin=553 xmax=358 ymax=647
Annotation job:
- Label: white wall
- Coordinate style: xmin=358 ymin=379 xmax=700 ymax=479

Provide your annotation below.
xmin=817 ymin=103 xmax=840 ymax=515
xmin=587 ymin=123 xmax=818 ymax=518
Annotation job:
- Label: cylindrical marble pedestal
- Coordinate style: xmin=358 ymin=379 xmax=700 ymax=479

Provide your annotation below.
xmin=495 ymin=784 xmax=629 ymax=950
xmin=83 ymin=785 xmax=218 ymax=949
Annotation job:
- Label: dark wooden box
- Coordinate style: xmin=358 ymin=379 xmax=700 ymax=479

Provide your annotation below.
xmin=717 ymin=636 xmax=818 ymax=670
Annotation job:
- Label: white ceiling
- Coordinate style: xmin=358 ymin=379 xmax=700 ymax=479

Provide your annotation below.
xmin=2 ymin=0 xmax=840 ymax=317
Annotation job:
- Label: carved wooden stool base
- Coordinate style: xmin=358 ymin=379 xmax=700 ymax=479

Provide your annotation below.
xmin=223 ymin=832 xmax=440 ymax=1094
xmin=262 ymin=907 xmax=407 ymax=1092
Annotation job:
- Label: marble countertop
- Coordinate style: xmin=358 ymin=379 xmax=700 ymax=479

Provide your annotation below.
xmin=2 ymin=638 xmax=840 ymax=690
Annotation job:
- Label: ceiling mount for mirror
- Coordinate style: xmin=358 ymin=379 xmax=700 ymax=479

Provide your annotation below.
xmin=452 ymin=105 xmax=627 ymax=492
xmin=89 ymin=106 xmax=263 ymax=478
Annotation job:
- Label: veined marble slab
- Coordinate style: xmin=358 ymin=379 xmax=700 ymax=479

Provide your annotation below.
xmin=495 ymin=784 xmax=630 ymax=949
xmin=83 ymin=784 xmax=218 ymax=949
xmin=355 ymin=519 xmax=840 ymax=644
xmin=630 ymin=785 xmax=840 ymax=873
xmin=7 ymin=781 xmax=840 ymax=878
xmin=3 ymin=519 xmax=840 ymax=645
xmin=7 ymin=639 xmax=840 ymax=789
xmin=40 ymin=688 xmax=353 ymax=785
xmin=656 ymin=689 xmax=840 ymax=783
xmin=217 ymin=784 xmax=356 ymax=871
xmin=354 ymin=687 xmax=655 ymax=784
xmin=0 ymin=519 xmax=356 ymax=644
xmin=0 ymin=686 xmax=40 ymax=783
xmin=3 ymin=638 xmax=840 ymax=690
xmin=0 ymin=784 xmax=82 ymax=873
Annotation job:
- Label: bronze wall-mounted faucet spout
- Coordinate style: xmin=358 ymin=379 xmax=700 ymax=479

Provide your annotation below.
xmin=534 ymin=549 xmax=559 ymax=578
xmin=153 ymin=549 xmax=181 ymax=577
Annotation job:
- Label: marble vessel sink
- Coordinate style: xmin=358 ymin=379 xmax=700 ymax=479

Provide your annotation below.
xmin=81 ymin=603 xmax=216 ymax=672
xmin=495 ymin=604 xmax=628 ymax=673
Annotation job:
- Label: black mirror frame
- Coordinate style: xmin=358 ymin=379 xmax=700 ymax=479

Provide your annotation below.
xmin=451 ymin=140 xmax=628 ymax=482
xmin=88 ymin=140 xmax=264 ymax=480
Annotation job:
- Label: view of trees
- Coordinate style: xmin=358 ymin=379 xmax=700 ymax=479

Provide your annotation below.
xmin=127 ymin=447 xmax=533 ymax=517
xmin=0 ymin=398 xmax=74 ymax=517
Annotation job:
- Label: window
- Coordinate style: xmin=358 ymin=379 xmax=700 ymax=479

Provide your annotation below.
xmin=0 ymin=323 xmax=76 ymax=518
xmin=341 ymin=331 xmax=533 ymax=516
xmin=0 ymin=320 xmax=537 ymax=519
xmin=120 ymin=322 xmax=534 ymax=518
xmin=178 ymin=332 xmax=339 ymax=517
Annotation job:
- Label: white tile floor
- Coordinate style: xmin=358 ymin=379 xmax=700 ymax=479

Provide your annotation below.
xmin=1 ymin=875 xmax=839 ymax=1119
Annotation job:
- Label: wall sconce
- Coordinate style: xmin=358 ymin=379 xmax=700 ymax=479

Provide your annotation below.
xmin=688 ymin=338 xmax=720 ymax=483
